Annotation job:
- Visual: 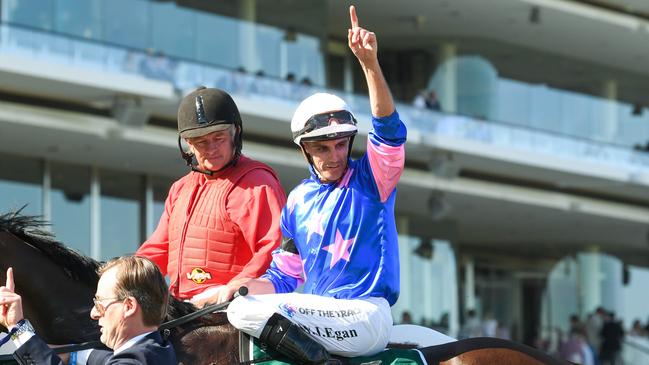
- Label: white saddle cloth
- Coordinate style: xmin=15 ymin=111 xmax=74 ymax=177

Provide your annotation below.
xmin=389 ymin=324 xmax=456 ymax=348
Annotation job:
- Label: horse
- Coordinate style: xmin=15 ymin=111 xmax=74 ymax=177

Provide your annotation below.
xmin=0 ymin=212 xmax=571 ymax=365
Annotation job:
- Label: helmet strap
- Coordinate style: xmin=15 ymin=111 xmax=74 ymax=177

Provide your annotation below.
xmin=177 ymin=135 xmax=242 ymax=176
xmin=177 ymin=136 xmax=213 ymax=176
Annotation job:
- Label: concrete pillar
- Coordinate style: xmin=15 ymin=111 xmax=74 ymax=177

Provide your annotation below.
xmin=579 ymin=246 xmax=602 ymax=314
xmin=422 ymin=239 xmax=435 ymax=323
xmin=437 ymin=43 xmax=457 ymax=113
xmin=42 ymin=160 xmax=51 ymax=229
xmin=238 ymin=0 xmax=258 ymax=74
xmin=463 ymin=255 xmax=476 ymax=312
xmin=90 ymin=167 xmax=101 ymax=261
xmin=343 ymin=53 xmax=354 ymax=94
xmin=600 ymin=79 xmax=618 ymax=142
xmin=396 ymin=216 xmax=412 ymax=318
xmin=144 ymin=175 xmax=155 ymax=238
xmin=442 ymin=241 xmax=460 ymax=338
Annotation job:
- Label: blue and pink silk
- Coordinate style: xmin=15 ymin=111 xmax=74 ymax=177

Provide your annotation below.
xmin=262 ymin=111 xmax=406 ymax=306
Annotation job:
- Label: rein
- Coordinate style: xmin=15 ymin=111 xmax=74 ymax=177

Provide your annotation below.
xmin=159 ymin=300 xmax=231 ymax=336
xmin=159 ymin=286 xmax=248 ymax=336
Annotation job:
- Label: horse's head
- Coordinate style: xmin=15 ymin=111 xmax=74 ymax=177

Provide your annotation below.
xmin=0 ymin=212 xmax=101 ymax=344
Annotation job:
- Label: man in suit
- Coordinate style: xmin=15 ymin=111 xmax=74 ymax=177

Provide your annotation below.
xmin=0 ymin=256 xmax=177 ymax=364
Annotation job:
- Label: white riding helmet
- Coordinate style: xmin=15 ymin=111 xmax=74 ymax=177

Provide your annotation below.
xmin=291 ymin=93 xmax=358 ymax=145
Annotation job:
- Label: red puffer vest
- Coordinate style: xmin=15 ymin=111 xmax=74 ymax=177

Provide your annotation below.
xmin=166 ymin=157 xmax=277 ymax=299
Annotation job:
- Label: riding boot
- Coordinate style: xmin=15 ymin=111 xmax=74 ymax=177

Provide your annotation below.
xmin=259 ymin=312 xmax=333 ymax=365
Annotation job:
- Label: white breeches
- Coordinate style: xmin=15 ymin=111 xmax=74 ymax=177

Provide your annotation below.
xmin=227 ymin=293 xmax=392 ymax=357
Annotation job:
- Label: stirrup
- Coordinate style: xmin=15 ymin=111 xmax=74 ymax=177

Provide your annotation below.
xmin=260 ymin=313 xmax=332 ymax=364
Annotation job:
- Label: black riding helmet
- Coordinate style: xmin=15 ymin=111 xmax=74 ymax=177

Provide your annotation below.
xmin=177 ymin=86 xmax=243 ymax=174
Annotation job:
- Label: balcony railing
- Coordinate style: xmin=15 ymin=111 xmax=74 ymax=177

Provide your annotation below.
xmin=623 ymin=335 xmax=649 ymax=364
xmin=3 ymin=23 xmax=649 ymax=174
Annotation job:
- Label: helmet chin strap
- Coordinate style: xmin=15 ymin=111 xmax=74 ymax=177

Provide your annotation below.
xmin=177 ymin=136 xmax=242 ymax=176
xmin=178 ymin=136 xmax=214 ymax=176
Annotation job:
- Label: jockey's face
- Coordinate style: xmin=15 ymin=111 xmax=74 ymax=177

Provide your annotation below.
xmin=302 ymin=137 xmax=350 ymax=183
xmin=90 ymin=267 xmax=127 ymax=349
xmin=186 ymin=127 xmax=236 ymax=172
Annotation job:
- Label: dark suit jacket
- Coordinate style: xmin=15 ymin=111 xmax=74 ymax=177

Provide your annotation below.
xmin=13 ymin=331 xmax=177 ymax=365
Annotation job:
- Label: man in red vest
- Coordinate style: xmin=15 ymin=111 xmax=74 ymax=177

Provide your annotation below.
xmin=137 ymin=87 xmax=286 ymax=307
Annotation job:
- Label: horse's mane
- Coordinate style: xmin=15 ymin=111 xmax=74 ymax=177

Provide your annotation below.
xmin=167 ymin=297 xmax=199 ymax=319
xmin=165 ymin=298 xmax=231 ymax=326
xmin=0 ymin=210 xmax=100 ymax=286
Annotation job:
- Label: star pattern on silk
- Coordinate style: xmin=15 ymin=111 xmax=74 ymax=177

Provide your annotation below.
xmin=322 ymin=230 xmax=355 ymax=269
xmin=287 ymin=186 xmax=308 ymax=214
xmin=305 ymin=213 xmax=325 ymax=243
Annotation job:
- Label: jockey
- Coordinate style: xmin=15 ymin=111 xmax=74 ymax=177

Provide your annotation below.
xmin=226 ymin=6 xmax=406 ymax=364
xmin=136 ymin=87 xmax=286 ymax=307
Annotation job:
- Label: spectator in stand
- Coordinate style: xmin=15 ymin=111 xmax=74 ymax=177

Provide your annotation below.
xmin=458 ymin=309 xmax=482 ymax=339
xmin=413 ymin=90 xmax=427 ymax=109
xmin=569 ymin=314 xmax=581 ymax=333
xmin=599 ymin=311 xmax=624 ymax=365
xmin=400 ymin=311 xmax=413 ymax=324
xmin=585 ymin=307 xmax=606 ymax=361
xmin=481 ymin=311 xmax=498 ymax=337
xmin=250 ymin=70 xmax=270 ymax=95
xmin=283 ymin=72 xmax=299 ymax=99
xmin=231 ymin=66 xmax=250 ymax=94
xmin=559 ymin=316 xmax=594 ymax=365
xmin=139 ymin=48 xmax=157 ymax=79
xmin=630 ymin=319 xmax=646 ymax=337
xmin=294 ymin=77 xmax=313 ymax=100
xmin=425 ymin=90 xmax=441 ymax=111
xmin=299 ymin=77 xmax=313 ymax=86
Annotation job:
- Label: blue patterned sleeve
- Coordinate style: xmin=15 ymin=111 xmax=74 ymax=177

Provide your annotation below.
xmin=260 ymin=206 xmax=301 ymax=293
xmin=368 ymin=110 xmax=407 ymax=147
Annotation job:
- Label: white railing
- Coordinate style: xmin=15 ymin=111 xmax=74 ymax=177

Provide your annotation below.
xmin=623 ymin=335 xmax=649 ymax=364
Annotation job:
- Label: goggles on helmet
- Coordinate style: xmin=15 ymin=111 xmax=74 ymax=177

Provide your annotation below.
xmin=292 ymin=110 xmax=357 ymax=141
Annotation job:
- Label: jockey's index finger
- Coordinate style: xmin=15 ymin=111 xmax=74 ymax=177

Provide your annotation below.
xmin=6 ymin=267 xmax=14 ymax=292
xmin=349 ymin=5 xmax=359 ymax=28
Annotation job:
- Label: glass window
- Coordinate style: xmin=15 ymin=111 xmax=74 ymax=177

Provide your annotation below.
xmin=102 ymin=0 xmax=148 ymax=49
xmin=286 ymin=34 xmax=325 ymax=86
xmin=196 ymin=12 xmax=239 ymax=68
xmin=0 ymin=153 xmax=42 ymax=216
xmin=151 ymin=175 xmax=174 ymax=233
xmin=151 ymin=3 xmax=195 ymax=59
xmin=617 ymin=105 xmax=649 ymax=147
xmin=50 ymin=162 xmax=90 ymax=255
xmin=4 ymin=0 xmax=55 ymax=30
xmin=55 ymin=0 xmax=102 ymax=39
xmin=255 ymin=24 xmax=282 ymax=78
xmin=326 ymin=54 xmax=345 ymax=90
xmin=100 ymin=169 xmax=143 ymax=260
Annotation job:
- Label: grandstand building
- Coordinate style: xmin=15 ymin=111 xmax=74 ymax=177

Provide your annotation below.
xmin=1 ymin=0 xmax=649 ymax=354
